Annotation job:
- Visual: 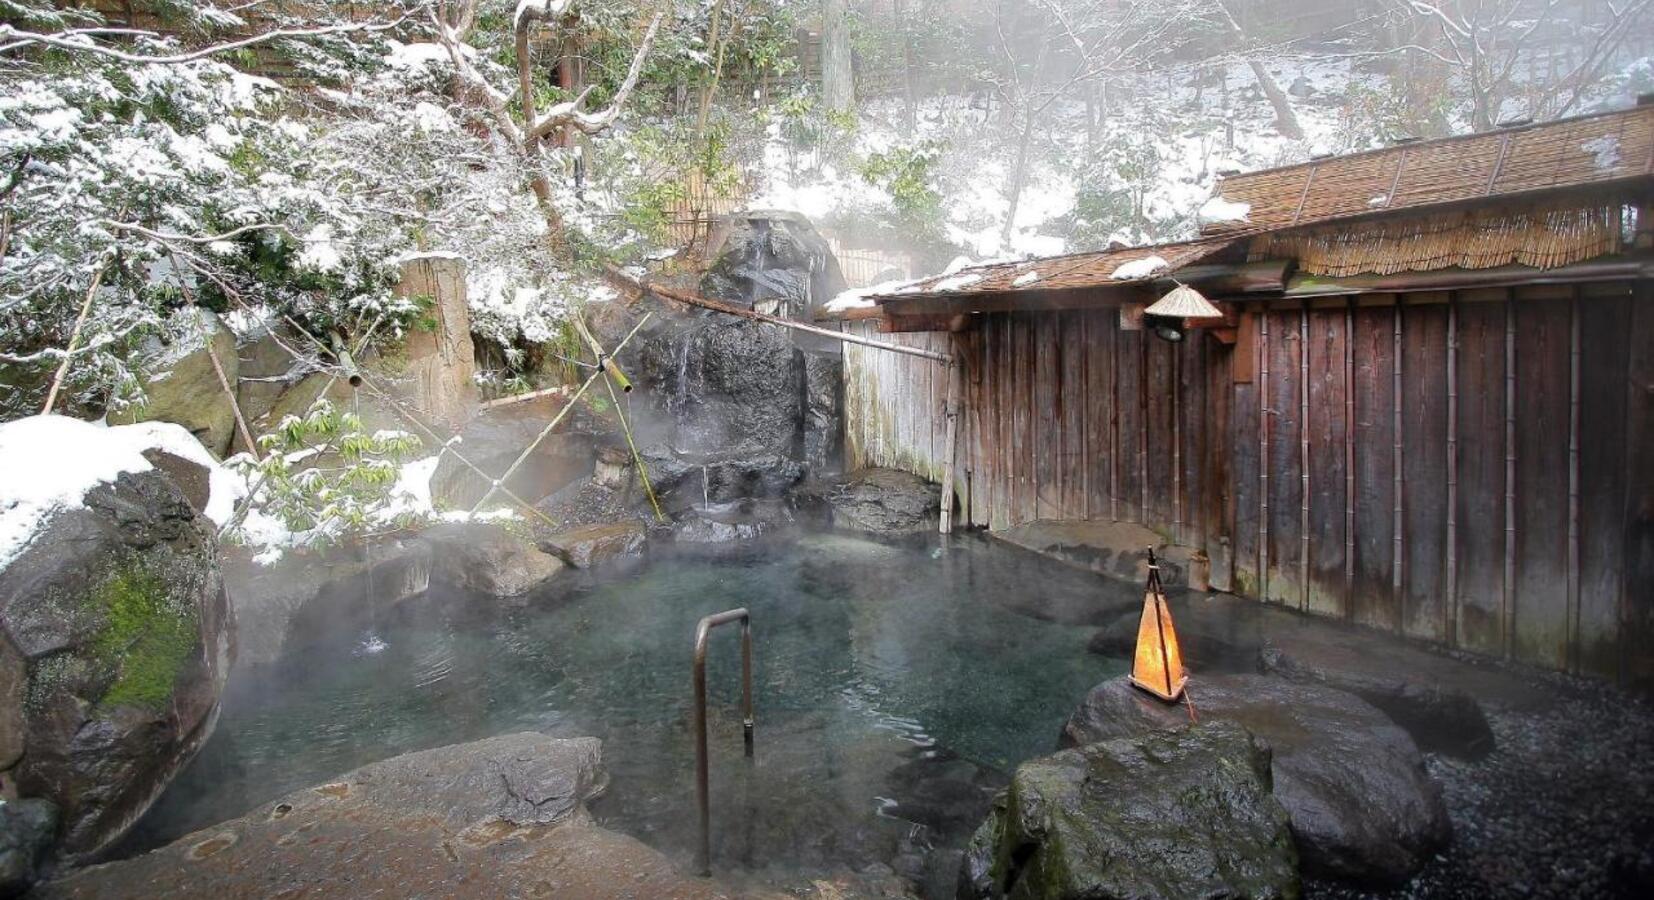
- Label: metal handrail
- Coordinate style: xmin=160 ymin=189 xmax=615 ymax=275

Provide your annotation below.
xmin=692 ymin=608 xmax=754 ymax=877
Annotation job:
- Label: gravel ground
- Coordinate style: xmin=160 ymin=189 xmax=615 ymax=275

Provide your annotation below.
xmin=1310 ymin=672 xmax=1654 ymax=899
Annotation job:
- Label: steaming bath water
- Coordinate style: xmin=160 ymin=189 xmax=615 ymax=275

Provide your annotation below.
xmin=126 ymin=530 xmax=1137 ymax=885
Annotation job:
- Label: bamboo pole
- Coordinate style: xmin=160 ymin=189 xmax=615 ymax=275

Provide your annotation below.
xmin=1504 ymin=295 xmax=1517 ymax=658
xmin=1446 ymin=297 xmax=1459 ymax=642
xmin=1259 ymin=310 xmax=1270 ymax=600
xmin=1567 ymin=290 xmax=1582 ymax=671
xmin=605 ymin=373 xmax=664 ymax=523
xmin=1393 ymin=300 xmax=1405 ymax=633
xmin=612 ymin=266 xmax=952 ymax=364
xmin=1300 ymin=303 xmax=1311 ymax=612
xmin=480 ymin=384 xmax=572 ymax=410
xmin=469 ymin=314 xmax=652 ymax=514
xmin=41 ymin=263 xmax=109 ymax=414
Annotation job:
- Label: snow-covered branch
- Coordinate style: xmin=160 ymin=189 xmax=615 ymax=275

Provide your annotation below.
xmin=0 ymin=16 xmax=413 ymax=65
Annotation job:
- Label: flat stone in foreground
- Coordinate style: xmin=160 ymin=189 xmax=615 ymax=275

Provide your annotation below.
xmin=39 ymin=733 xmax=737 ymax=900
xmin=1062 ymin=675 xmax=1450 ymax=886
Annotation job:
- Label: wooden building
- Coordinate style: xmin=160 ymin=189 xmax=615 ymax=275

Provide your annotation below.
xmin=834 ymin=100 xmax=1654 ymax=683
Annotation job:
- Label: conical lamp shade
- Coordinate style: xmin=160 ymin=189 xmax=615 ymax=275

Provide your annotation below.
xmin=1129 ymin=580 xmax=1188 ymax=702
xmin=1145 ymin=284 xmax=1223 ymax=320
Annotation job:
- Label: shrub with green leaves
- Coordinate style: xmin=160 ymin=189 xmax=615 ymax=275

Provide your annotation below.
xmin=231 ymin=400 xmax=425 ymax=544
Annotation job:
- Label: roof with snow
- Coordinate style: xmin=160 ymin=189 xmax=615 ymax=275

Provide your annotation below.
xmin=865 ymin=238 xmax=1236 ymax=300
xmin=1202 ymin=102 xmax=1653 ymax=238
xmin=853 ymin=102 xmax=1653 ymax=314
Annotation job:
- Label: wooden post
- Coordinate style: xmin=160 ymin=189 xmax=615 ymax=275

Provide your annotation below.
xmin=1300 ymin=303 xmax=1311 ymax=612
xmin=939 ymin=357 xmax=962 ymax=534
xmin=1567 ymin=291 xmax=1582 ymax=671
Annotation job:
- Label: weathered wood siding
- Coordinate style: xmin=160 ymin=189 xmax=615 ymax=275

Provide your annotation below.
xmin=841 ymin=282 xmax=1654 ymax=680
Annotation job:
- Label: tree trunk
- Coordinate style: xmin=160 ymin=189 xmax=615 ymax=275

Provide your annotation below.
xmin=820 ymin=0 xmax=855 ymax=112
xmin=1000 ymin=102 xmax=1037 ymax=248
xmin=898 ymin=0 xmax=917 ymax=130
xmin=1247 ymin=59 xmax=1303 ymax=141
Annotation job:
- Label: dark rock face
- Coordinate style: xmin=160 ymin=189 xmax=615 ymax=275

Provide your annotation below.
xmin=1259 ymin=642 xmax=1495 ymax=760
xmin=700 ymin=211 xmax=848 ymax=319
xmin=962 ymin=720 xmax=1299 ymax=900
xmin=821 ymin=468 xmax=941 ymax=535
xmin=0 ymin=465 xmax=233 ymax=865
xmin=1062 ymin=675 xmax=1451 ymax=886
xmin=36 ymin=734 xmax=738 ymax=900
xmin=594 ymin=214 xmax=848 ymax=536
xmin=0 ymin=798 xmax=57 ymax=899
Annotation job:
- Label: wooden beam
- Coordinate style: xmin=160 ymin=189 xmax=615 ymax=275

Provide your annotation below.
xmin=1279 ymin=258 xmax=1653 ymax=298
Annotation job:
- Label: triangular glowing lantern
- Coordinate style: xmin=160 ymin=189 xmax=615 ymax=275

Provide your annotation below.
xmin=1129 ymin=548 xmax=1188 ymax=702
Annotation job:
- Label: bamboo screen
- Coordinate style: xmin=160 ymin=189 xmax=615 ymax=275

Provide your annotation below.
xmin=1249 ymin=201 xmax=1627 ymax=277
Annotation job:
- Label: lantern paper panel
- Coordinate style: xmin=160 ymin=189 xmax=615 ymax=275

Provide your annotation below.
xmin=1130 ymin=589 xmax=1187 ymax=702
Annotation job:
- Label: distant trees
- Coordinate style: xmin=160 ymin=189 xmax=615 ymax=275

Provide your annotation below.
xmin=1382 ymin=0 xmax=1654 ymax=130
xmin=820 ymin=0 xmax=856 ymax=111
xmin=987 ymin=0 xmax=1210 ymax=247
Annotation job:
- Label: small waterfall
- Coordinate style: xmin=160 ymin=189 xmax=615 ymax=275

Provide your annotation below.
xmin=672 ymin=332 xmax=693 ymax=416
xmin=701 ymin=465 xmax=710 ymax=513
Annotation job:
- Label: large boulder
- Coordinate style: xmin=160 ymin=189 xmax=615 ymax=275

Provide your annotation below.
xmin=108 ymin=308 xmax=239 ymax=457
xmin=821 ymin=468 xmax=941 ymax=535
xmin=36 ymin=733 xmax=739 ymax=900
xmin=1259 ymin=641 xmax=1495 ymax=759
xmin=700 ymin=211 xmax=848 ymax=318
xmin=961 ymin=720 xmax=1299 ymax=900
xmin=420 ymin=523 xmax=565 ymax=598
xmin=0 ymin=418 xmax=234 ymax=865
xmin=1062 ymin=675 xmax=1450 ymax=885
xmin=542 ymin=522 xmax=647 ymax=569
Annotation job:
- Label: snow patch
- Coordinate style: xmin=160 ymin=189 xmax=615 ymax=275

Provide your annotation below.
xmin=931 ymin=272 xmax=983 ymax=293
xmin=1110 ymin=255 xmax=1170 ymax=281
xmin=0 ymin=417 xmax=245 ymax=570
xmin=1581 ymin=136 xmax=1621 ymax=170
xmin=1012 ymin=271 xmax=1041 ymax=287
xmin=1197 ymin=196 xmax=1251 ymax=227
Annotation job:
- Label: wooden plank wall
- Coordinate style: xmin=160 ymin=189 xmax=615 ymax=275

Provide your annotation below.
xmin=840 ymin=283 xmax=1653 ymax=680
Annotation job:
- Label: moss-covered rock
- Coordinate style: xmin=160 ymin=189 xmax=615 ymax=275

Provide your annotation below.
xmin=961 ymin=720 xmax=1299 ymax=900
xmin=0 ymin=462 xmax=232 ymax=866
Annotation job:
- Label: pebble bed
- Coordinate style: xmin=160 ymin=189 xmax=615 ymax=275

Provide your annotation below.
xmin=1310 ymin=671 xmax=1654 ymax=899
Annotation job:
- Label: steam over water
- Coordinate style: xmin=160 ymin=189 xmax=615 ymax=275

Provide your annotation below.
xmin=126 ymin=530 xmax=1138 ymax=881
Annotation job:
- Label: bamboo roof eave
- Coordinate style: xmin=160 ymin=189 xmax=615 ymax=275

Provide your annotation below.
xmin=1260 ymin=254 xmax=1654 ymax=299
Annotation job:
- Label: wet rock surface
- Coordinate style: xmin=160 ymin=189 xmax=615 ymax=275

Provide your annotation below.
xmin=38 ymin=733 xmax=743 ymax=899
xmin=700 ymin=211 xmax=848 ymax=319
xmin=0 ymin=465 xmax=232 ymax=865
xmin=1062 ymin=675 xmax=1450 ymax=886
xmin=0 ymin=798 xmax=57 ymax=898
xmin=420 ymin=522 xmax=565 ymax=597
xmin=961 ymin=720 xmax=1298 ymax=900
xmin=815 ymin=468 xmax=941 ymax=535
xmin=544 ymin=521 xmax=648 ymax=569
xmin=1259 ymin=642 xmax=1495 ymax=760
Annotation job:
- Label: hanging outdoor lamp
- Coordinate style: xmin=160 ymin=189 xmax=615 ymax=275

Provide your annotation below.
xmin=1143 ymin=283 xmax=1223 ymax=344
xmin=1129 ymin=547 xmax=1188 ymax=702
